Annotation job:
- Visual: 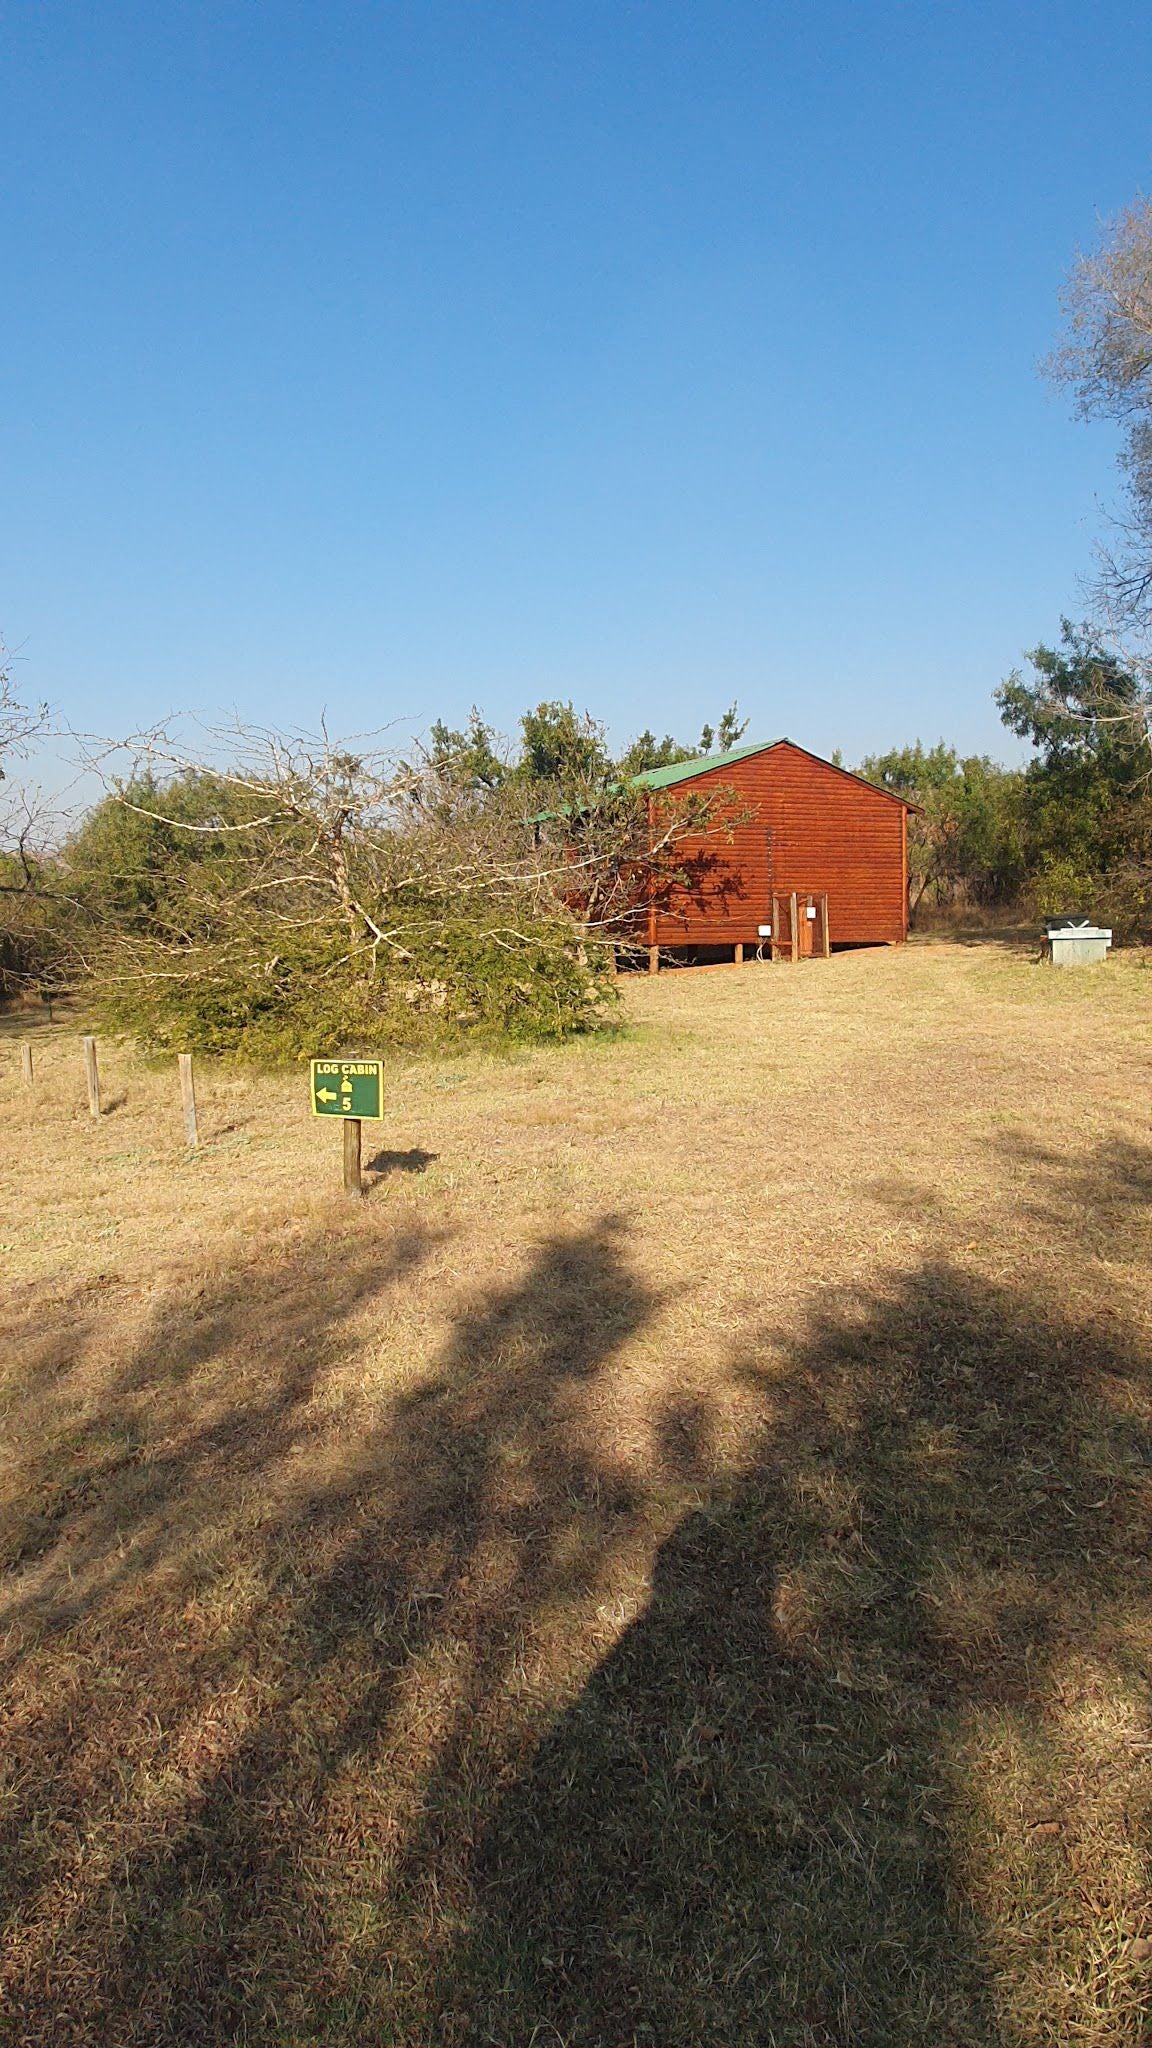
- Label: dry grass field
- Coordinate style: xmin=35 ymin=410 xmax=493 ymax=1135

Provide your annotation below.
xmin=2 ymin=938 xmax=1152 ymax=2046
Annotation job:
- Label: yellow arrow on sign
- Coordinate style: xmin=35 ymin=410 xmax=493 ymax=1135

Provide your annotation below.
xmin=316 ymin=1087 xmax=338 ymax=1103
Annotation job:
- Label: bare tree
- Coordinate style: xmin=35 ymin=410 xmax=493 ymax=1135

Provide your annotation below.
xmin=529 ymin=777 xmax=753 ymax=949
xmin=64 ymin=712 xmax=756 ymax=1054
xmin=1049 ymin=196 xmax=1152 ymax=632
xmin=0 ymin=638 xmax=51 ymax=890
xmin=0 ymin=639 xmax=60 ymax=998
xmin=62 ymin=718 xmax=632 ymax=1050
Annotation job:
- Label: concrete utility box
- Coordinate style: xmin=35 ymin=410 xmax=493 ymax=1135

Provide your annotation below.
xmin=1043 ymin=917 xmax=1113 ymax=967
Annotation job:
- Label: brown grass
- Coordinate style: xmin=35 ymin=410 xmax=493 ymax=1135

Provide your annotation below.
xmin=2 ymin=940 xmax=1152 ymax=2044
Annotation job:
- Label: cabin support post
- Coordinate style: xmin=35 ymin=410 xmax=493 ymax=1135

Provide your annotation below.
xmin=790 ymin=893 xmax=799 ymax=965
xmin=734 ymin=942 xmax=744 ymax=965
xmin=648 ymin=945 xmax=660 ymax=976
xmin=770 ymin=894 xmax=780 ymax=963
xmin=819 ymin=892 xmax=830 ymax=958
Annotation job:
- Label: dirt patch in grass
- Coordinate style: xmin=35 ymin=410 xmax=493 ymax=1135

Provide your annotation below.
xmin=2 ymin=943 xmax=1152 ymax=2044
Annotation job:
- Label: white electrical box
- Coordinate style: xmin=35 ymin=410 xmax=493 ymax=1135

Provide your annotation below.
xmin=806 ymin=905 xmax=817 ymax=919
xmin=757 ymin=923 xmax=772 ymax=938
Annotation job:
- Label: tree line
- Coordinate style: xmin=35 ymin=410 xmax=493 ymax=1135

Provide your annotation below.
xmin=5 ymin=194 xmax=1152 ymax=1053
xmin=863 ymin=624 xmax=1152 ymax=929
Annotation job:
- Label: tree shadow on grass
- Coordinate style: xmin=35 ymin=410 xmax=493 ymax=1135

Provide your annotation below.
xmin=3 ymin=1145 xmax=1152 ymax=2046
xmin=0 ymin=1210 xmax=665 ymax=2044
xmin=994 ymin=1130 xmax=1152 ymax=1232
xmin=0 ymin=1220 xmax=438 ymax=1622
xmin=438 ymin=1249 xmax=1152 ymax=2042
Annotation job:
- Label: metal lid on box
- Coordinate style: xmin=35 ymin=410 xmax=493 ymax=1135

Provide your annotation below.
xmin=1044 ymin=919 xmax=1113 ymax=942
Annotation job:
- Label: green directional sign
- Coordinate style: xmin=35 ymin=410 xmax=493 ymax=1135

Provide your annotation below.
xmin=309 ymin=1058 xmax=384 ymax=1119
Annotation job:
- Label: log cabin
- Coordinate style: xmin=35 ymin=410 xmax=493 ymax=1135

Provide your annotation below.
xmin=631 ymin=739 xmax=914 ymax=965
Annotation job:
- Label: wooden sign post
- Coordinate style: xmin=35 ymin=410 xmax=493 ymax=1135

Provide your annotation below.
xmin=178 ymin=1053 xmax=199 ymax=1147
xmin=310 ymin=1059 xmax=385 ymax=1199
xmin=82 ymin=1035 xmax=101 ymax=1119
xmin=343 ymin=1117 xmax=362 ymax=1198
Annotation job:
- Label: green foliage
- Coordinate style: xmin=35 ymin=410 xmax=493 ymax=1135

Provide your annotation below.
xmin=94 ymin=896 xmax=609 ymax=1063
xmin=0 ymin=854 xmax=65 ymax=997
xmin=859 ymin=742 xmax=1027 ymax=911
xmin=997 ymin=625 xmax=1151 ymax=790
xmin=67 ymin=770 xmax=278 ymax=925
xmin=1029 ymin=855 xmax=1100 ymax=921
xmin=997 ymin=625 xmax=1152 ymax=934
xmin=862 ymin=741 xmax=969 ymax=796
xmin=518 ymin=702 xmax=612 ymax=787
xmin=697 ymin=703 xmax=749 ymax=756
xmin=615 ymin=705 xmax=750 ymax=779
xmin=1029 ymin=853 xmax=1152 ymax=941
xmin=614 ymin=730 xmax=691 ymax=778
xmin=422 ymin=699 xmax=752 ymax=795
xmin=68 ymin=771 xmax=613 ymax=1062
xmin=0 ymin=634 xmax=57 ymax=994
xmin=427 ymin=711 xmax=508 ymax=793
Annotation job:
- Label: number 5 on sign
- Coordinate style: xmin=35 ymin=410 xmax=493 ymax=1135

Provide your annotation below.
xmin=309 ymin=1059 xmax=385 ymax=1199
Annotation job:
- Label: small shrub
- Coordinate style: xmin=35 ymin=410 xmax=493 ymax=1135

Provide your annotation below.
xmin=1029 ymin=854 xmax=1152 ymax=942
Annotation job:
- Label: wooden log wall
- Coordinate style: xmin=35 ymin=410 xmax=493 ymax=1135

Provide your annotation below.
xmin=650 ymin=740 xmax=909 ymax=951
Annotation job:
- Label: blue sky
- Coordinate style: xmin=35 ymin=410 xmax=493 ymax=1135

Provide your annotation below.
xmin=3 ymin=0 xmax=1151 ymax=783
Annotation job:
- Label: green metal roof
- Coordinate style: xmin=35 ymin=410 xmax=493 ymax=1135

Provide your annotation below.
xmin=532 ymin=738 xmax=914 ymax=817
xmin=632 ymin=737 xmax=916 ymax=807
xmin=630 ymin=740 xmax=777 ymax=789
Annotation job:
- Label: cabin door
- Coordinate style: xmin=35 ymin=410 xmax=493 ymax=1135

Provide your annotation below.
xmin=770 ymin=892 xmax=830 ymax=960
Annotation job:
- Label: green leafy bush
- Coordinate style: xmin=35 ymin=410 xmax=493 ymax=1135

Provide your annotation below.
xmin=65 ymin=768 xmax=614 ymax=1062
xmin=92 ymin=901 xmax=611 ymax=1062
xmin=1030 ymin=854 xmax=1151 ymax=942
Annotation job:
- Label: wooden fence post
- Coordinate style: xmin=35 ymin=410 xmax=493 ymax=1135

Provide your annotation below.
xmin=770 ymin=894 xmax=780 ymax=963
xmin=178 ymin=1053 xmax=199 ymax=1147
xmin=20 ymin=1042 xmax=33 ymax=1086
xmin=790 ymin=893 xmax=799 ymax=965
xmin=82 ymin=1035 xmax=101 ymax=1119
xmin=819 ymin=892 xmax=830 ymax=958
